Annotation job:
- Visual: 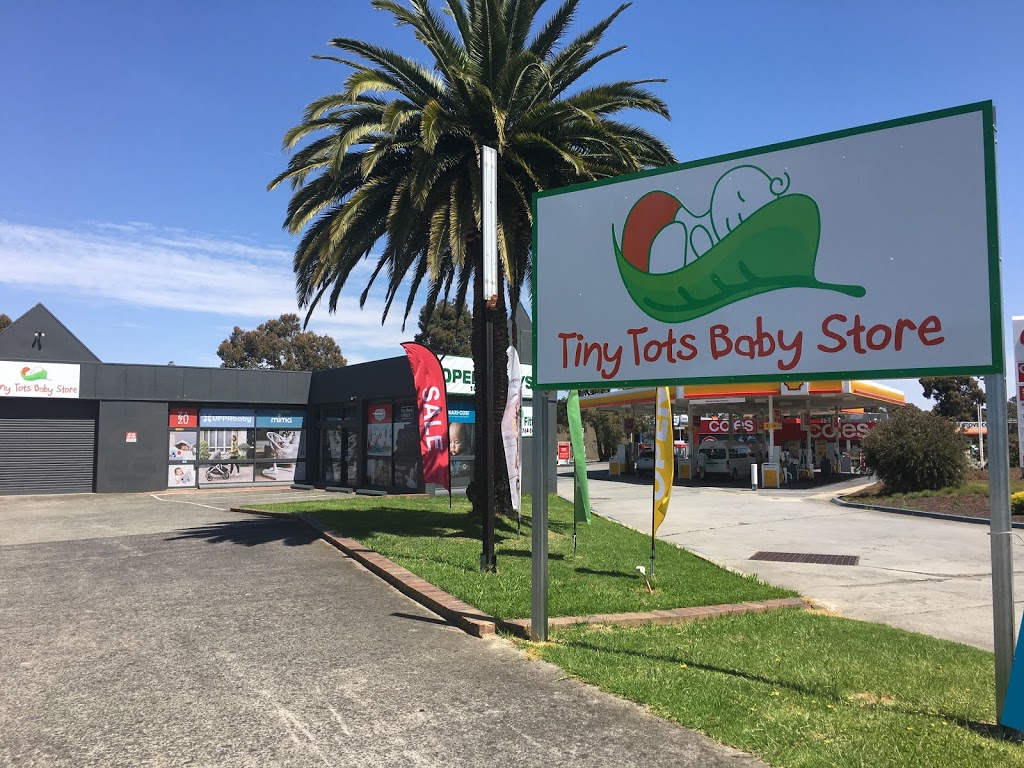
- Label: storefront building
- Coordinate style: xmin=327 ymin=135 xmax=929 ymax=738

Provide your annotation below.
xmin=0 ymin=304 xmax=542 ymax=496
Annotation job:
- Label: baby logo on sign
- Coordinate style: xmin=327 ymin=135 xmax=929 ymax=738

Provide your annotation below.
xmin=612 ymin=165 xmax=865 ymax=323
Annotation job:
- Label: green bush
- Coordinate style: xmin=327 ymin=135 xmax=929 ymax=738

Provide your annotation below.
xmin=1012 ymin=491 xmax=1024 ymax=515
xmin=861 ymin=405 xmax=967 ymax=493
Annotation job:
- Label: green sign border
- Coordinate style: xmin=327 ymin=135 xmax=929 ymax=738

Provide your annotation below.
xmin=531 ymin=101 xmax=1003 ymax=391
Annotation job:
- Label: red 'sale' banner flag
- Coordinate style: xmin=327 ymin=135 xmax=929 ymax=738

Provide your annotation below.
xmin=401 ymin=343 xmax=450 ymax=492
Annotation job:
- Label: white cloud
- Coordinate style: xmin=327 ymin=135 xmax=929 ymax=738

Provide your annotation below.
xmin=0 ymin=220 xmax=418 ymax=364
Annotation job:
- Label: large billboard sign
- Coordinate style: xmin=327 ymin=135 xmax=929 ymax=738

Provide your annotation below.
xmin=533 ymin=103 xmax=1002 ymax=389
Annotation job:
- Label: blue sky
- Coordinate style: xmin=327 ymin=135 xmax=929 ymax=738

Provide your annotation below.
xmin=1 ymin=0 xmax=1021 ymax=408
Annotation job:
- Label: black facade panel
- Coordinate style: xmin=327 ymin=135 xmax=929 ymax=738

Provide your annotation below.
xmin=236 ymin=370 xmax=263 ymax=403
xmin=287 ymin=372 xmax=312 ymax=404
xmin=78 ymin=363 xmax=100 ymax=399
xmin=155 ymin=367 xmax=185 ymax=400
xmin=95 ymin=401 xmax=169 ymax=493
xmin=125 ymin=366 xmax=157 ymax=400
xmin=183 ymin=367 xmax=213 ymax=400
xmin=309 ymin=357 xmax=414 ymax=404
xmin=207 ymin=368 xmax=237 ymax=402
xmin=262 ymin=372 xmax=289 ymax=404
xmin=96 ymin=365 xmax=128 ymax=399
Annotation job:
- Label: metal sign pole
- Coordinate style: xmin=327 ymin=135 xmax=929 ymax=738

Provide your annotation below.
xmin=530 ymin=390 xmax=550 ymax=641
xmin=986 ymin=373 xmax=1015 ymax=721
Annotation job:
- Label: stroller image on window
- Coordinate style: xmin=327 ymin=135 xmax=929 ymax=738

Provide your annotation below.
xmin=204 ymin=449 xmax=232 ymax=482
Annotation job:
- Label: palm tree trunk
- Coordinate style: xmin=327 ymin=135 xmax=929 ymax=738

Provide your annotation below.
xmin=468 ymin=239 xmax=513 ymax=521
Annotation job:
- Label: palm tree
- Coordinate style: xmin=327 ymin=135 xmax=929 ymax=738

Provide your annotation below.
xmin=269 ymin=0 xmax=676 ymax=519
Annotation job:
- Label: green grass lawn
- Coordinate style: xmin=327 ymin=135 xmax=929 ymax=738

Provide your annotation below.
xmin=254 ymin=492 xmax=1022 ymax=767
xmin=529 ymin=612 xmax=1020 ymax=768
xmin=259 ymin=493 xmax=794 ymax=619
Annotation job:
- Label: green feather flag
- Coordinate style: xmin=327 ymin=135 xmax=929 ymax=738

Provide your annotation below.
xmin=567 ymin=391 xmax=591 ymax=524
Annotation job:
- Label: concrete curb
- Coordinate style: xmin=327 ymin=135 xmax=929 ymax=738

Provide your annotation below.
xmin=231 ymin=506 xmax=811 ymax=640
xmin=831 ymin=495 xmax=1024 ymax=528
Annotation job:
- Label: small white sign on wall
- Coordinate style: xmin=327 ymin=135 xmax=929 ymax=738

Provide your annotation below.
xmin=533 ymin=102 xmax=1002 ymax=389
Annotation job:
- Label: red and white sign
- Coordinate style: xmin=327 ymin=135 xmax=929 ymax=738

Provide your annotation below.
xmin=703 ymin=417 xmax=756 ymax=434
xmin=1014 ymin=317 xmax=1024 ymax=471
xmin=401 ymin=343 xmax=450 ymax=492
xmin=557 ymin=441 xmax=571 ymax=461
xmin=125 ymin=432 xmax=137 ymax=443
xmin=168 ymin=408 xmax=198 ymax=428
xmin=803 ymin=420 xmax=876 ymax=441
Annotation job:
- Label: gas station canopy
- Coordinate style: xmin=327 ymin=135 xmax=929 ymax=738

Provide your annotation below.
xmin=578 ymin=380 xmax=905 ymax=419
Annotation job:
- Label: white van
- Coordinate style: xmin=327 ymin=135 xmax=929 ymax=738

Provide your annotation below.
xmin=697 ymin=442 xmax=757 ymax=480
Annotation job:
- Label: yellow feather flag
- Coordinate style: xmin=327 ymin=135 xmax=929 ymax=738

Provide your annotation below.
xmin=653 ymin=386 xmax=674 ymax=535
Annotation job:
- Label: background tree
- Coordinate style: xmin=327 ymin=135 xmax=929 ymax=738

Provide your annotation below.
xmin=270 ymin=0 xmax=675 ymax=520
xmin=217 ymin=314 xmax=346 ymax=371
xmin=0 ymin=313 xmax=11 ymax=332
xmin=861 ymin=405 xmax=968 ymax=493
xmin=556 ymin=391 xmax=626 ymax=461
xmin=413 ymin=300 xmax=472 ymax=356
xmin=920 ymin=376 xmax=985 ymax=422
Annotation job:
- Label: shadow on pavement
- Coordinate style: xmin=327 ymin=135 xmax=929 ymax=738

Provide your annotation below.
xmin=165 ymin=518 xmax=320 ymax=547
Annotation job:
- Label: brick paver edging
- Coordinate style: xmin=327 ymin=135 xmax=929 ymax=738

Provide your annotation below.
xmin=232 ymin=507 xmax=809 ymax=640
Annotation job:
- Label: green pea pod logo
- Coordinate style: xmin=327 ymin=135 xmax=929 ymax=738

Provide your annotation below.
xmin=20 ymin=366 xmax=49 ymax=381
xmin=612 ymin=165 xmax=865 ymax=323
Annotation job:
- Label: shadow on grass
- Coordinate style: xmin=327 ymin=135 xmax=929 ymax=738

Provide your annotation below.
xmin=573 ymin=566 xmax=634 ymax=578
xmin=557 ymin=634 xmax=1009 ymax=739
xmin=499 ymin=548 xmax=565 ymax=561
xmin=166 ymin=518 xmax=319 ymax=547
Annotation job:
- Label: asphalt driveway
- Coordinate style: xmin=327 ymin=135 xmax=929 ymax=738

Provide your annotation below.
xmin=0 ymin=488 xmax=761 ymax=767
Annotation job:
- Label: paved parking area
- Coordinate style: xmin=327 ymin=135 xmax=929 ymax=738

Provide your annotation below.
xmin=560 ymin=464 xmax=1024 ymax=651
xmin=0 ymin=489 xmax=761 ymax=768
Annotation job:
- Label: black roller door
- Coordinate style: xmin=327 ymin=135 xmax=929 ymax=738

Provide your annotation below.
xmin=0 ymin=400 xmax=97 ymax=495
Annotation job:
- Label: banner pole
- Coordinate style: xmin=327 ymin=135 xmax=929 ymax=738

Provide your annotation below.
xmin=573 ymin=474 xmax=578 ymax=556
xmin=650 ymin=472 xmax=656 ymax=578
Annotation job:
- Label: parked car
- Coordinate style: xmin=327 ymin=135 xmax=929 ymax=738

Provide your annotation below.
xmin=635 ymin=449 xmax=655 ymax=474
xmin=697 ymin=442 xmax=757 ymax=480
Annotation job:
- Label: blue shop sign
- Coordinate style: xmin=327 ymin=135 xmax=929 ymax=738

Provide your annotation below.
xmin=448 ymin=406 xmax=475 ymax=424
xmin=256 ymin=410 xmax=305 ymax=428
xmin=199 ymin=408 xmax=255 ymax=428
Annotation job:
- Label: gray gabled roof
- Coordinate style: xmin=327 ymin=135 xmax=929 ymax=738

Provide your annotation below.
xmin=0 ymin=303 xmax=101 ymax=363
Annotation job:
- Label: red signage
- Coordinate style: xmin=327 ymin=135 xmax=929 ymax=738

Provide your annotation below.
xmin=169 ymin=408 xmax=198 ymax=428
xmin=804 ymin=421 xmax=877 ymax=440
xmin=367 ymin=403 xmax=392 ymax=424
xmin=401 ymin=343 xmax=450 ymax=492
xmin=557 ymin=441 xmax=571 ymax=461
xmin=702 ymin=417 xmax=757 ymax=434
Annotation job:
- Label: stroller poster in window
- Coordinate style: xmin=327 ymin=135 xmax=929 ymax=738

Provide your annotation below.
xmin=198 ymin=428 xmax=253 ymax=485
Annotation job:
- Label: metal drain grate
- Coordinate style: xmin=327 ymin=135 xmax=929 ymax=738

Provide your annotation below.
xmin=750 ymin=551 xmax=859 ymax=566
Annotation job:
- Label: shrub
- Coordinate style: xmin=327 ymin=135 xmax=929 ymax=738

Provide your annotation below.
xmin=1012 ymin=491 xmax=1024 ymax=515
xmin=862 ymin=406 xmax=967 ymax=493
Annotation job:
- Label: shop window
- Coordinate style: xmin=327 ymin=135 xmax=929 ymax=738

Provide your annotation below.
xmin=366 ymin=402 xmax=393 ymax=486
xmin=448 ymin=404 xmax=476 ymax=487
